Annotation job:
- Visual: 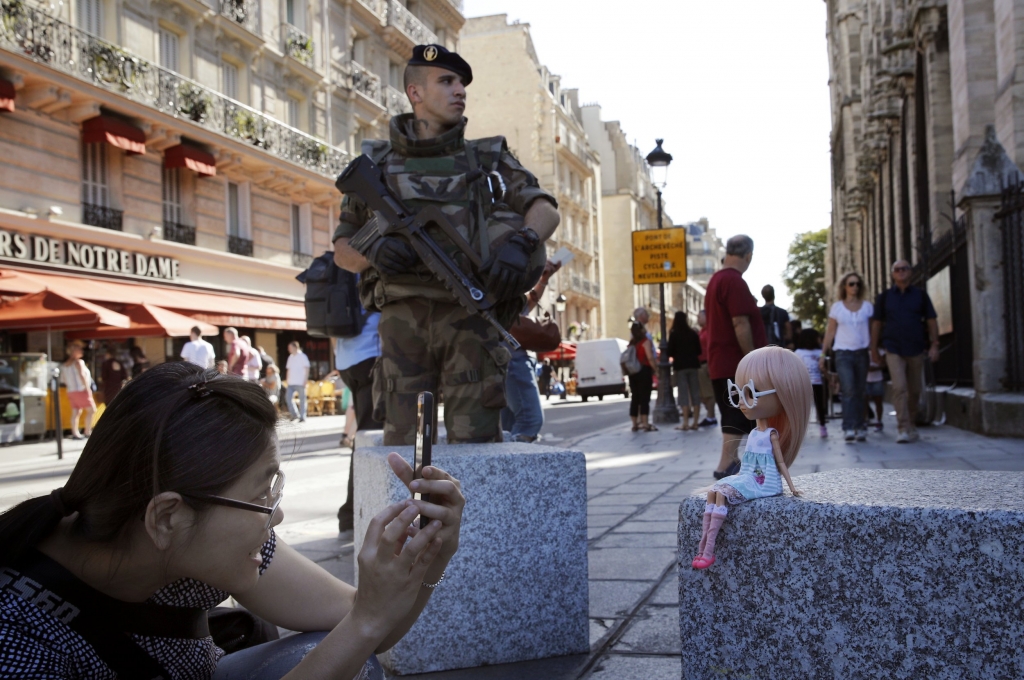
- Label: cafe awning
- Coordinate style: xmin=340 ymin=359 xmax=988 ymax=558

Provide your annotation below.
xmin=0 ymin=289 xmax=131 ymax=330
xmin=0 ymin=268 xmax=306 ymax=330
xmin=64 ymin=303 xmax=218 ymax=340
xmin=164 ymin=144 xmax=216 ymax=177
xmin=537 ymin=341 xmax=577 ymax=362
xmin=82 ymin=115 xmax=146 ymax=155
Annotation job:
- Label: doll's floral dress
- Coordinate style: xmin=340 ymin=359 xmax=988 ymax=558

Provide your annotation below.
xmin=711 ymin=427 xmax=783 ymax=504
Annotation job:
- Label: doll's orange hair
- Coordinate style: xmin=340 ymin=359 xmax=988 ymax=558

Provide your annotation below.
xmin=735 ymin=346 xmax=812 ymax=466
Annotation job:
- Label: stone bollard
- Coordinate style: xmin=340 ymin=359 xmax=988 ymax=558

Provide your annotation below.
xmin=353 ymin=435 xmax=590 ymax=675
xmin=677 ymin=469 xmax=1024 ymax=680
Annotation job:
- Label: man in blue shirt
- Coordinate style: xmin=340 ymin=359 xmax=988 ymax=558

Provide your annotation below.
xmin=332 ymin=309 xmax=382 ymax=533
xmin=870 ymin=260 xmax=940 ymax=443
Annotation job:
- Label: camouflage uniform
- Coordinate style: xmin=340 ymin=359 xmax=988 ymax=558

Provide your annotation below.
xmin=333 ymin=114 xmax=556 ymax=445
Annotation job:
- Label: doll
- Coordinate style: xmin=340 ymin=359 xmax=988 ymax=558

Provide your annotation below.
xmin=693 ymin=346 xmax=812 ymax=569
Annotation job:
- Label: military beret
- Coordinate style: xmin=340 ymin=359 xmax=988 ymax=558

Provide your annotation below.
xmin=408 ymin=44 xmax=473 ymax=85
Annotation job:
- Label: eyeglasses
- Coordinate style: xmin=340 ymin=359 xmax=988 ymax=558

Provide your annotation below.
xmin=726 ymin=378 xmax=777 ymax=409
xmin=182 ymin=470 xmax=285 ymax=531
xmin=847 ymin=280 xmax=862 ymax=288
xmin=892 ymin=266 xmax=910 ymax=272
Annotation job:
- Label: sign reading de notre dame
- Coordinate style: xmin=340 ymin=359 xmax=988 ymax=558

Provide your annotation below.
xmin=632 ymin=227 xmax=688 ymax=285
xmin=0 ymin=227 xmax=180 ymax=281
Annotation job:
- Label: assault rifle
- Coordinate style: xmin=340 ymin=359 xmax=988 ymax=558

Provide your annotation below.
xmin=336 ymin=154 xmax=521 ymax=350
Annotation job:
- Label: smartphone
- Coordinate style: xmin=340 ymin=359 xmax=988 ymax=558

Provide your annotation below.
xmin=413 ymin=391 xmax=434 ymax=529
xmin=551 ymin=246 xmax=575 ymax=266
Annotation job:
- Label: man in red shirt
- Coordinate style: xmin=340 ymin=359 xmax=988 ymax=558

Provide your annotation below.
xmin=704 ymin=235 xmax=767 ymax=477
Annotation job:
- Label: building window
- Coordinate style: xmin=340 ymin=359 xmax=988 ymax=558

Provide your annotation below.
xmin=227 ymin=182 xmax=241 ymax=237
xmin=77 ymin=0 xmax=102 ymax=35
xmin=82 ymin=142 xmax=108 ymax=207
xmin=286 ymin=0 xmax=295 ymax=25
xmin=162 ymin=167 xmax=181 ymax=224
xmin=389 ymin=62 xmax=402 ymax=89
xmin=223 ymin=62 xmax=238 ymax=100
xmin=291 ymin=203 xmax=302 ymax=253
xmin=287 ymin=96 xmax=300 ymax=128
xmin=226 ymin=181 xmax=252 ymax=255
xmin=159 ymin=29 xmax=179 ymax=72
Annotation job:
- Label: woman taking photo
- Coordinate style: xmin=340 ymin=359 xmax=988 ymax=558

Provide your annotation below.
xmin=0 ymin=363 xmax=465 ymax=679
xmin=667 ymin=312 xmax=703 ymax=431
xmin=819 ymin=272 xmax=874 ymax=442
xmin=62 ymin=340 xmax=95 ymax=440
xmin=627 ymin=322 xmax=658 ymax=432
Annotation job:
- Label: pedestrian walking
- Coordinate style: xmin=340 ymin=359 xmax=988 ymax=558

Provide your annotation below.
xmin=240 ymin=336 xmax=262 ymax=382
xmin=332 ymin=43 xmax=560 ymax=446
xmin=62 ymin=340 xmax=95 ymax=440
xmin=128 ymin=345 xmax=149 ymax=378
xmin=0 ymin=363 xmax=465 ymax=679
xmin=180 ymin=326 xmax=216 ymax=369
xmin=870 ymin=260 xmax=940 ymax=443
xmin=759 ymin=285 xmax=793 ymax=349
xmin=502 ymin=260 xmax=560 ymax=442
xmin=705 ymin=235 xmax=767 ymax=479
xmin=285 ymin=341 xmax=310 ymax=422
xmin=819 ymin=271 xmax=873 ymax=442
xmin=99 ymin=346 xmax=127 ymax=406
xmin=696 ymin=309 xmax=718 ymax=427
xmin=866 ymin=349 xmax=886 ymax=431
xmin=539 ymin=359 xmax=553 ymax=400
xmin=331 ymin=298 xmax=383 ymax=533
xmin=260 ymin=364 xmax=282 ymax=405
xmin=668 ymin=311 xmax=703 ymax=431
xmin=627 ymin=322 xmax=658 ymax=432
xmin=795 ymin=328 xmax=828 ymax=438
xmin=223 ymin=327 xmax=247 ymax=377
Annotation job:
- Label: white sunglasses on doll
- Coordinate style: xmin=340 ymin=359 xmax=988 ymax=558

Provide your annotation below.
xmin=726 ymin=378 xmax=777 ymax=409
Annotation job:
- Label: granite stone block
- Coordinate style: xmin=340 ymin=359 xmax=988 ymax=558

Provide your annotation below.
xmin=354 ymin=441 xmax=589 ymax=675
xmin=677 ymin=470 xmax=1024 ymax=680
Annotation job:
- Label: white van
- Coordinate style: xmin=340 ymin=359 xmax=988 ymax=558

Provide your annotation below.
xmin=574 ymin=338 xmax=630 ymax=402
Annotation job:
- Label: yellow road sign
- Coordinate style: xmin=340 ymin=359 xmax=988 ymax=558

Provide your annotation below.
xmin=632 ymin=227 xmax=688 ymax=285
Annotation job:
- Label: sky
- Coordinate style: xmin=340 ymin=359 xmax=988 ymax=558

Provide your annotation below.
xmin=461 ymin=0 xmax=833 ymax=309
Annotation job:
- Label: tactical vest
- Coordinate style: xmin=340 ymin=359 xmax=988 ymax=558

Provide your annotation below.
xmin=357 ymin=117 xmax=545 ymax=324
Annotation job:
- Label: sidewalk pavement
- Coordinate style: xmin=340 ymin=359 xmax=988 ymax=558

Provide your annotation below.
xmin=283 ymin=410 xmax=1024 ymax=680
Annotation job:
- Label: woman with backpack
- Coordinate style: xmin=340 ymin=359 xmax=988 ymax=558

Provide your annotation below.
xmin=667 ymin=312 xmax=703 ymax=431
xmin=626 ymin=322 xmax=658 ymax=432
xmin=0 ymin=363 xmax=465 ymax=679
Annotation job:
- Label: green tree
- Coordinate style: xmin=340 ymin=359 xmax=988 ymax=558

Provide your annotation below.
xmin=783 ymin=228 xmax=829 ymax=333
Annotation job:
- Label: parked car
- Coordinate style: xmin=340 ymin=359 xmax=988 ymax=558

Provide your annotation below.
xmin=574 ymin=338 xmax=630 ymax=402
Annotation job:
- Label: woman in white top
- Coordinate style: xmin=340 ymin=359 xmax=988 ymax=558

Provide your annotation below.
xmin=819 ymin=272 xmax=874 ymax=442
xmin=62 ymin=340 xmax=96 ymax=440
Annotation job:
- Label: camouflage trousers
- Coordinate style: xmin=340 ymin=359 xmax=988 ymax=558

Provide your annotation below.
xmin=374 ymin=298 xmax=511 ymax=446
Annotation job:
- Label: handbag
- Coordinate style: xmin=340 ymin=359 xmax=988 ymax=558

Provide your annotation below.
xmin=620 ymin=345 xmax=642 ymax=375
xmin=509 ymin=315 xmax=561 ymax=352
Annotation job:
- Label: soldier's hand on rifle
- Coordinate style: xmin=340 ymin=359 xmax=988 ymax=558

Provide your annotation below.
xmin=368 ymin=236 xmax=419 ymax=276
xmin=486 ymin=228 xmax=540 ymax=299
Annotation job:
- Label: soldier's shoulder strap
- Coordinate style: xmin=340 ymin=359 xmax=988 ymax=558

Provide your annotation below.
xmin=466 ymin=135 xmax=507 ymax=173
xmin=360 ymin=139 xmax=393 ymax=165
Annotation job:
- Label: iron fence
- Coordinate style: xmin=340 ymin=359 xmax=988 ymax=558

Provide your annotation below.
xmin=228 ymin=235 xmax=253 ymax=257
xmin=163 ymin=222 xmax=195 ymax=245
xmin=292 ymin=251 xmax=313 ymax=268
xmin=997 ymin=177 xmax=1024 ymax=391
xmin=82 ymin=203 xmax=122 ymax=231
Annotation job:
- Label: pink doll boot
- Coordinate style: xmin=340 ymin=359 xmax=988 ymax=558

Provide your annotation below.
xmin=692 ymin=504 xmax=714 ymax=567
xmin=694 ymin=505 xmax=728 ymax=569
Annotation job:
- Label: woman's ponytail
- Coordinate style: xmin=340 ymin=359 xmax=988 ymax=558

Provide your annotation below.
xmin=0 ymin=493 xmax=67 ymax=562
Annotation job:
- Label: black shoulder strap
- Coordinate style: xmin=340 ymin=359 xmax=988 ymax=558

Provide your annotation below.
xmin=5 ymin=551 xmax=210 ymax=680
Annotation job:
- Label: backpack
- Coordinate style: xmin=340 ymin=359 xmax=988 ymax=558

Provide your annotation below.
xmin=620 ymin=345 xmax=642 ymax=375
xmin=764 ymin=305 xmax=784 ymax=346
xmin=297 ymin=252 xmax=367 ymax=338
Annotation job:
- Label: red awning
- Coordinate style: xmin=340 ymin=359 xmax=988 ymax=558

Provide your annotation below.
xmin=0 ymin=268 xmax=305 ymax=330
xmin=165 ymin=144 xmax=217 ymax=177
xmin=65 ymin=303 xmax=219 ymax=340
xmin=0 ymin=78 xmax=14 ymax=113
xmin=0 ymin=289 xmax=131 ymax=330
xmin=82 ymin=115 xmax=146 ymax=155
xmin=537 ymin=341 xmax=577 ymax=362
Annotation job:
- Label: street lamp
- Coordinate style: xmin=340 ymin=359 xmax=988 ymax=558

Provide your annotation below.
xmin=645 ymin=139 xmax=678 ymax=425
xmin=554 ymin=293 xmax=568 ymax=398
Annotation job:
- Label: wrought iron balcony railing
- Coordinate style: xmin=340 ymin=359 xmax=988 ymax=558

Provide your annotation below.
xmin=592 ymin=282 xmax=600 ymax=297
xmin=228 ymin=235 xmax=253 ymax=256
xmin=283 ymin=23 xmax=314 ymax=67
xmin=385 ymin=0 xmax=437 ymax=45
xmin=220 ymin=0 xmax=260 ymax=36
xmin=582 ymin=280 xmax=592 ymax=295
xmin=384 ymin=84 xmax=411 ymax=117
xmin=351 ymin=61 xmax=381 ymax=103
xmin=0 ymin=2 xmax=351 ymax=179
xmin=163 ymin=221 xmax=195 ymax=245
xmin=82 ymin=203 xmax=123 ymax=231
xmin=571 ymin=274 xmax=581 ymax=291
xmin=292 ymin=251 xmax=313 ymax=268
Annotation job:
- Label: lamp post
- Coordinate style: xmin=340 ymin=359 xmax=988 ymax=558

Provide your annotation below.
xmin=555 ymin=293 xmax=568 ymax=398
xmin=645 ymin=139 xmax=678 ymax=424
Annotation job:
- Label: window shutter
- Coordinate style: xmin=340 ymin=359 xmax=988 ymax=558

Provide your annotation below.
xmin=159 ymin=29 xmax=179 ymax=72
xmin=78 ymin=0 xmax=102 ymax=35
xmin=291 ymin=204 xmax=301 ymax=253
xmin=223 ymin=63 xmax=238 ymax=100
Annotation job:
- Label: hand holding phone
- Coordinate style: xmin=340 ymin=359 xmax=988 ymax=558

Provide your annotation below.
xmin=413 ymin=391 xmax=434 ymax=529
